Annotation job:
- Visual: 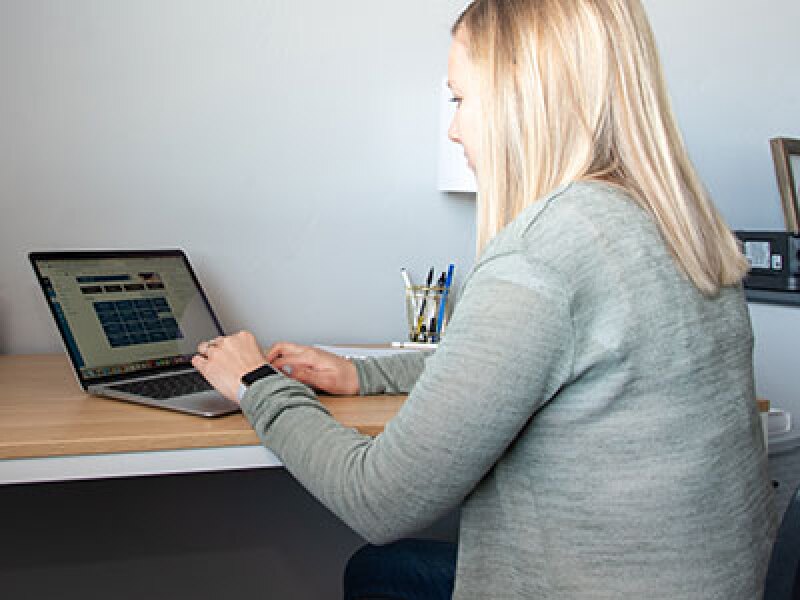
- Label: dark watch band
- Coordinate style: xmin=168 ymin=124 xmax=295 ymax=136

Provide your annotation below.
xmin=241 ymin=363 xmax=279 ymax=386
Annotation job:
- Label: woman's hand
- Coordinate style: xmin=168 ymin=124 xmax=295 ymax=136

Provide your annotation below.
xmin=191 ymin=331 xmax=269 ymax=404
xmin=266 ymin=342 xmax=360 ymax=395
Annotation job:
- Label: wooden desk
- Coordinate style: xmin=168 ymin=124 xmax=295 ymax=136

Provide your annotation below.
xmin=0 ymin=354 xmax=405 ymax=485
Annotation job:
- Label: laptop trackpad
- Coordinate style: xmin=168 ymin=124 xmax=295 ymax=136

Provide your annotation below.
xmin=161 ymin=393 xmax=240 ymax=417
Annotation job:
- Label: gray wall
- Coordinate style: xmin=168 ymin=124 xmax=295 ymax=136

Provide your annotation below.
xmin=3 ymin=1 xmax=800 ymax=412
xmin=1 ymin=1 xmax=800 ymax=598
xmin=0 ymin=0 xmax=475 ymax=353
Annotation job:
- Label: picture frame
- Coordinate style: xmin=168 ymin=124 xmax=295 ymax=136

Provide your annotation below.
xmin=770 ymin=137 xmax=800 ymax=234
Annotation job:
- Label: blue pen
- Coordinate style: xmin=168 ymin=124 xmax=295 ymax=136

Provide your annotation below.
xmin=435 ymin=264 xmax=455 ymax=337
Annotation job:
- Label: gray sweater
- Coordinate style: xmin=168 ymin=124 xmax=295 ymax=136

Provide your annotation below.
xmin=241 ymin=181 xmax=774 ymax=599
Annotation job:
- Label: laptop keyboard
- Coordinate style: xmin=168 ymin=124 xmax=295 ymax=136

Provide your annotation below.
xmin=108 ymin=371 xmax=213 ymax=400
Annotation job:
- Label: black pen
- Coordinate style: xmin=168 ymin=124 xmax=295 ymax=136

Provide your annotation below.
xmin=415 ymin=267 xmax=435 ymax=337
xmin=428 ymin=272 xmax=446 ymax=342
xmin=428 ymin=317 xmax=438 ymax=342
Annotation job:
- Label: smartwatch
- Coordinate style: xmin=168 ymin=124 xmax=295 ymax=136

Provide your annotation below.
xmin=241 ymin=363 xmax=279 ymax=386
xmin=239 ymin=363 xmax=279 ymax=401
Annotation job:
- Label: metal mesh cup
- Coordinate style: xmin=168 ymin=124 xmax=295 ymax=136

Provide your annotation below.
xmin=405 ymin=285 xmax=450 ymax=343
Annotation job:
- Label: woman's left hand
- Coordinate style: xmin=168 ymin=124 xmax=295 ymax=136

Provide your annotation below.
xmin=191 ymin=331 xmax=270 ymax=404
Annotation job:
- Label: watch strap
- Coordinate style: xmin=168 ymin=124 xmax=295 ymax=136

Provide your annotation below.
xmin=241 ymin=363 xmax=279 ymax=386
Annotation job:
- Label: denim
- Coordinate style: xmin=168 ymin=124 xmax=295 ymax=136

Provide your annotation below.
xmin=343 ymin=539 xmax=457 ymax=600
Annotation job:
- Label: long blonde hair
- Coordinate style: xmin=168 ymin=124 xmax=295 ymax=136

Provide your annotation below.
xmin=454 ymin=0 xmax=748 ymax=296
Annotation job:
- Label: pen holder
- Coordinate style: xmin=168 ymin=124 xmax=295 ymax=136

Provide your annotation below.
xmin=405 ymin=285 xmax=452 ymax=343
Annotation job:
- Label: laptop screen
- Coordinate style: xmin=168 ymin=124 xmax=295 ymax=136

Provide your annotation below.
xmin=30 ymin=250 xmax=224 ymax=385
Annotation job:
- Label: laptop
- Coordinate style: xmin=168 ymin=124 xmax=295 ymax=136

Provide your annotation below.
xmin=29 ymin=249 xmax=240 ymax=417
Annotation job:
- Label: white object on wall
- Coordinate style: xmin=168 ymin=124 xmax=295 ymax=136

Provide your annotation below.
xmin=437 ymin=78 xmax=476 ymax=192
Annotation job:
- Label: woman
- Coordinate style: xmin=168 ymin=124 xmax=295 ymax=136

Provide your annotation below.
xmin=192 ymin=0 xmax=775 ymax=598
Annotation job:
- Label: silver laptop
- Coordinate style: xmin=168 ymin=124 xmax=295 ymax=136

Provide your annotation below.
xmin=29 ymin=249 xmax=239 ymax=417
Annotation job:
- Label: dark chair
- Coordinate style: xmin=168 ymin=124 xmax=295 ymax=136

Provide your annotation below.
xmin=765 ymin=483 xmax=800 ymax=599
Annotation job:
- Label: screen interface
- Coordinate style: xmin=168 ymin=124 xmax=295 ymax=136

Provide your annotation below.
xmin=34 ymin=255 xmax=222 ymax=380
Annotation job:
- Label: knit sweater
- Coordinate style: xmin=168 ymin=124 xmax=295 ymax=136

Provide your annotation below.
xmin=241 ymin=181 xmax=774 ymax=599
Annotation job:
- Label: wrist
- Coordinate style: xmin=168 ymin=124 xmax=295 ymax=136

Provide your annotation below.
xmin=241 ymin=363 xmax=279 ymax=386
xmin=345 ymin=360 xmax=360 ymax=395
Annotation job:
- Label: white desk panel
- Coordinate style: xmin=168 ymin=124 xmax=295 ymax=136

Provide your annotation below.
xmin=0 ymin=445 xmax=281 ymax=486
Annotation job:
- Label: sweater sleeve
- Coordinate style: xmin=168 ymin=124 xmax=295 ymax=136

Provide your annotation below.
xmin=240 ymin=251 xmax=574 ymax=544
xmin=352 ymin=351 xmax=431 ymax=395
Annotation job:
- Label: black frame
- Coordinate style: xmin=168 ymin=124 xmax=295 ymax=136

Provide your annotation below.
xmin=29 ymin=249 xmax=225 ymax=390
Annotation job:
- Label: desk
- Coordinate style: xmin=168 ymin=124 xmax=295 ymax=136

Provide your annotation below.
xmin=0 ymin=354 xmax=405 ymax=486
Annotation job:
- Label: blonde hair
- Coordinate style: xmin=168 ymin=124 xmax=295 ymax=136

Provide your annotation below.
xmin=454 ymin=0 xmax=748 ymax=295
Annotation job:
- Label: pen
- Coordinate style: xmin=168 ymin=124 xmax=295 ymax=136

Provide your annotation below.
xmin=428 ymin=316 xmax=437 ymax=342
xmin=401 ymin=268 xmax=414 ymax=292
xmin=401 ymin=268 xmax=418 ymax=314
xmin=415 ymin=267 xmax=435 ymax=338
xmin=429 ymin=272 xmax=446 ymax=342
xmin=436 ymin=264 xmax=455 ymax=336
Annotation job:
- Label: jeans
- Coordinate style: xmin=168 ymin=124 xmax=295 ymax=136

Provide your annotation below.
xmin=343 ymin=538 xmax=458 ymax=600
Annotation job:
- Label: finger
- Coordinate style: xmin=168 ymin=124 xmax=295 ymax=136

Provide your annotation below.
xmin=265 ymin=341 xmax=298 ymax=362
xmin=271 ymin=353 xmax=318 ymax=373
xmin=271 ymin=355 xmax=298 ymax=370
xmin=191 ymin=354 xmax=208 ymax=372
xmin=265 ymin=341 xmax=302 ymax=363
xmin=233 ymin=330 xmax=257 ymax=343
xmin=270 ymin=356 xmax=299 ymax=375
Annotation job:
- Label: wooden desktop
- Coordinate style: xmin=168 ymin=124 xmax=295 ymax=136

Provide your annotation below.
xmin=0 ymin=354 xmax=405 ymax=485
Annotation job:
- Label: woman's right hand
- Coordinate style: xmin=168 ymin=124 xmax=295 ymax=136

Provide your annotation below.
xmin=265 ymin=342 xmax=360 ymax=396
